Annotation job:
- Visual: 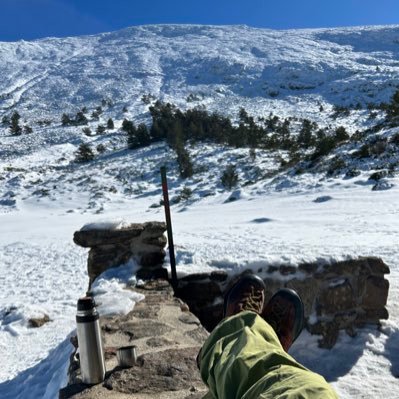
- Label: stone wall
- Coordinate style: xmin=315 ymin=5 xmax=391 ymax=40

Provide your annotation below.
xmin=175 ymin=257 xmax=390 ymax=348
xmin=73 ymin=223 xmax=390 ymax=349
xmin=73 ymin=221 xmax=167 ymax=287
xmin=60 ymin=280 xmax=208 ymax=399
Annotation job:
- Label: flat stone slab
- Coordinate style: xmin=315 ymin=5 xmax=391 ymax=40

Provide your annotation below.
xmin=74 ymin=222 xmax=166 ymax=247
xmin=104 ymin=347 xmax=202 ymax=394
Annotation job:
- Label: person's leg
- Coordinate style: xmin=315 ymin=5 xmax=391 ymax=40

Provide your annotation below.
xmin=199 ymin=311 xmax=338 ymax=399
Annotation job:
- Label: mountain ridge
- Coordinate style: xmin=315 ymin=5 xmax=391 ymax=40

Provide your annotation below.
xmin=1 ymin=23 xmax=399 ymax=119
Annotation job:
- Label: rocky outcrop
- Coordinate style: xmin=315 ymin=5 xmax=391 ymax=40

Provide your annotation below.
xmin=59 ymin=280 xmax=208 ymax=399
xmin=28 ymin=314 xmax=50 ymax=328
xmin=175 ymin=257 xmax=390 ymax=348
xmin=73 ymin=222 xmax=167 ymax=286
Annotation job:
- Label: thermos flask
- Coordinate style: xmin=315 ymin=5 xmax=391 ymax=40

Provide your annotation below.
xmin=76 ymin=296 xmax=106 ymax=384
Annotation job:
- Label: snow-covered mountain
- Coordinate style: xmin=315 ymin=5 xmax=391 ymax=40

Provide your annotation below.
xmin=1 ymin=24 xmax=399 ymax=398
xmin=1 ymin=24 xmax=399 ymax=118
xmin=1 ymin=24 xmax=399 ymax=213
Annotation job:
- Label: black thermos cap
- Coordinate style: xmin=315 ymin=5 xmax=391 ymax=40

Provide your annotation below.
xmin=77 ymin=296 xmax=96 ymax=311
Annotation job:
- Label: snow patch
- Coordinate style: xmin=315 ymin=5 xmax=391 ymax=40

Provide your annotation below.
xmin=80 ymin=219 xmax=131 ymax=231
xmin=90 ymin=260 xmax=145 ymax=316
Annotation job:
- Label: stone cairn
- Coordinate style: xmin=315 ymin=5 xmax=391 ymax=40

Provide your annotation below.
xmin=73 ymin=222 xmax=390 ymax=349
xmin=73 ymin=221 xmax=168 ymax=287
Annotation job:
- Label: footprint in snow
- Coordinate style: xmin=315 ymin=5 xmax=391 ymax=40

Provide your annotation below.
xmin=250 ymin=217 xmax=273 ymax=223
xmin=313 ymin=195 xmax=333 ymax=203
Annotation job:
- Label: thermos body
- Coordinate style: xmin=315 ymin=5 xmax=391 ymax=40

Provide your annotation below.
xmin=76 ymin=297 xmax=106 ymax=384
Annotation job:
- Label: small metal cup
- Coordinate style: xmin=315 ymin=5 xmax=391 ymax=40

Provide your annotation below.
xmin=116 ymin=345 xmax=137 ymax=368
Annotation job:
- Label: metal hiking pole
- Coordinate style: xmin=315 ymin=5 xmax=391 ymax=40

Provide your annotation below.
xmin=160 ymin=166 xmax=178 ymax=290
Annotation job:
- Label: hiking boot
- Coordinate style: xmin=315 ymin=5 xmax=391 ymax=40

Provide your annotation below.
xmin=224 ymin=274 xmax=266 ymax=318
xmin=262 ymin=288 xmax=304 ymax=352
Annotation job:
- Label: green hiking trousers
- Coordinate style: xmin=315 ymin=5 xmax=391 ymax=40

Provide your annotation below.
xmin=199 ymin=311 xmax=338 ymax=399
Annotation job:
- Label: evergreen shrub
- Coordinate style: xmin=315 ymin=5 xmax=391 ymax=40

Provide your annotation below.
xmin=221 ymin=164 xmax=239 ymax=189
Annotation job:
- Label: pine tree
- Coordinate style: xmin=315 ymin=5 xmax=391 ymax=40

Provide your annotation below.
xmin=75 ymin=111 xmax=88 ymax=125
xmin=239 ymin=107 xmax=250 ymax=124
xmin=91 ymin=111 xmax=99 ymax=120
xmin=249 ymin=148 xmax=257 ymax=161
xmin=82 ymin=127 xmax=92 ymax=136
xmin=247 ymin=126 xmax=262 ymax=149
xmin=127 ymin=123 xmax=151 ymax=149
xmin=122 ymin=119 xmax=134 ymax=132
xmin=96 ymin=124 xmax=106 ymax=134
xmin=335 ymin=126 xmax=349 ymax=142
xmin=126 ymin=123 xmax=139 ymax=149
xmin=227 ymin=125 xmax=247 ymax=148
xmin=96 ymin=144 xmax=106 ymax=154
xmin=107 ymin=118 xmax=114 ymax=129
xmin=75 ymin=143 xmax=95 ymax=163
xmin=277 ymin=119 xmax=291 ymax=149
xmin=297 ymin=119 xmax=315 ymax=149
xmin=266 ymin=113 xmax=279 ymax=132
xmin=237 ymin=107 xmax=260 ymax=148
xmin=149 ymin=101 xmax=176 ymax=142
xmin=10 ymin=111 xmax=22 ymax=135
xmin=221 ymin=164 xmax=239 ymax=189
xmin=167 ymin=120 xmax=184 ymax=148
xmin=312 ymin=135 xmax=336 ymax=160
xmin=61 ymin=113 xmax=71 ymax=126
xmin=176 ymin=142 xmax=193 ymax=178
xmin=386 ymin=90 xmax=399 ymax=123
xmin=179 ymin=186 xmax=193 ymax=200
xmin=150 ymin=120 xmax=163 ymax=141
xmin=136 ymin=123 xmax=151 ymax=147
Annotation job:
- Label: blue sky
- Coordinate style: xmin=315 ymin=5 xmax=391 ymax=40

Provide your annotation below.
xmin=1 ymin=0 xmax=399 ymax=41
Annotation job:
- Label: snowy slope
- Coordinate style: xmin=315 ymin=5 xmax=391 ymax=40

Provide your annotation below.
xmin=0 ymin=24 xmax=399 ymax=398
xmin=1 ymin=24 xmax=399 ymax=124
